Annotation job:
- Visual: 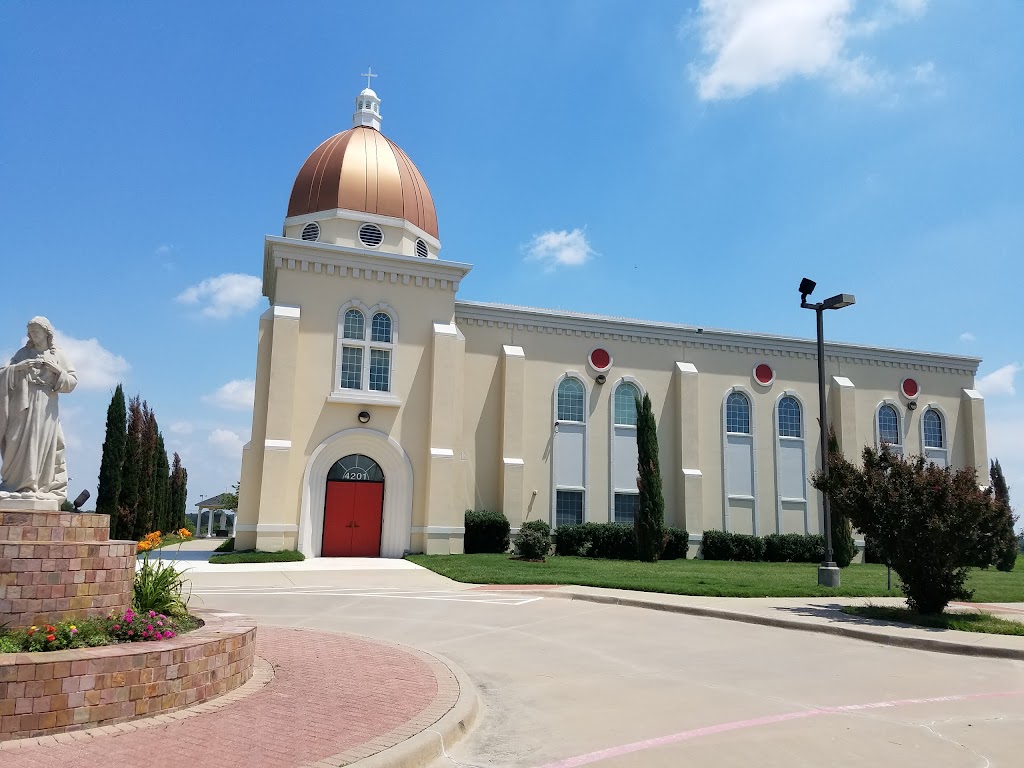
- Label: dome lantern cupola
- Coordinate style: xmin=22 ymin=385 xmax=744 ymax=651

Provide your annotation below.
xmin=353 ymin=67 xmax=381 ymax=130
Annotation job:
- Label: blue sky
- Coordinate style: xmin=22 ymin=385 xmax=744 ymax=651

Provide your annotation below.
xmin=2 ymin=0 xmax=1021 ymax=520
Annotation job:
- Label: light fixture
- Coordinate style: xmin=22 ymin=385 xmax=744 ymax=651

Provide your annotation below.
xmin=358 ymin=411 xmax=370 ymax=424
xmin=799 ymin=278 xmax=856 ymax=589
xmin=595 ymin=374 xmax=607 ymax=385
xmin=907 ymin=401 xmax=918 ymax=411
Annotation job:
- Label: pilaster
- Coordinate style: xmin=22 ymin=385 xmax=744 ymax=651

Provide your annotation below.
xmin=424 ymin=322 xmax=466 ymax=540
xmin=675 ymin=362 xmax=703 ymax=538
xmin=500 ymin=345 xmax=526 ymax=527
xmin=960 ymin=389 xmax=988 ymax=481
xmin=829 ymin=376 xmax=858 ymax=460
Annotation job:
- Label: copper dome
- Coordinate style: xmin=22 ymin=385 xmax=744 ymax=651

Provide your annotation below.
xmin=287 ymin=126 xmax=438 ymax=239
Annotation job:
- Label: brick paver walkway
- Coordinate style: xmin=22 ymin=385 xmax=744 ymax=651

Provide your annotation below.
xmin=0 ymin=626 xmax=459 ymax=767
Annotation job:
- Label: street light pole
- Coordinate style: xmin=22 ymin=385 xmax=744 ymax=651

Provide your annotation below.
xmin=799 ymin=278 xmax=855 ymax=588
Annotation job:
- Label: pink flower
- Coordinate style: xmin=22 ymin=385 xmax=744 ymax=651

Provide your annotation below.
xmin=149 ymin=611 xmax=156 ymax=618
xmin=146 ymin=624 xmax=153 ymax=632
xmin=164 ymin=631 xmax=175 ymax=639
xmin=112 ymin=624 xmax=120 ymax=630
xmin=127 ymin=630 xmax=134 ymax=636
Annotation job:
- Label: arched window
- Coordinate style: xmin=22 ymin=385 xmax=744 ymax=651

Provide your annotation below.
xmin=922 ymin=408 xmax=947 ymax=468
xmin=877 ymin=404 xmax=901 ymax=449
xmin=611 ymin=380 xmax=642 ymax=524
xmin=723 ymin=389 xmax=756 ymax=535
xmin=614 ymin=382 xmax=640 ymax=426
xmin=337 ymin=304 xmax=396 ymax=393
xmin=552 ymin=375 xmax=587 ymax=527
xmin=923 ymin=409 xmax=943 ymax=448
xmin=726 ymin=392 xmax=751 ymax=434
xmin=775 ymin=395 xmax=808 ymax=534
xmin=557 ymin=377 xmax=585 ymax=422
xmin=777 ymin=396 xmax=802 ymax=438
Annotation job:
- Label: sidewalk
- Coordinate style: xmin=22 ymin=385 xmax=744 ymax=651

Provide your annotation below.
xmin=528 ymin=586 xmax=1024 ymax=660
xmin=0 ymin=626 xmax=477 ymax=767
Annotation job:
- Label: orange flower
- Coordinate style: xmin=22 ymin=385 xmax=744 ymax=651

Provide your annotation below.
xmin=137 ymin=541 xmax=152 ymax=552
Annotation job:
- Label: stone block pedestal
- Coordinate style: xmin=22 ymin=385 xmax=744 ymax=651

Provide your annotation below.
xmin=0 ymin=508 xmax=135 ymax=629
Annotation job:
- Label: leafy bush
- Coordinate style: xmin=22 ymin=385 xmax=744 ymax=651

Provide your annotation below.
xmin=0 ymin=613 xmax=198 ymax=653
xmin=815 ymin=446 xmax=1009 ymax=614
xmin=700 ymin=530 xmax=734 ymax=560
xmin=135 ymin=554 xmax=190 ymax=617
xmin=464 ymin=510 xmax=510 ymax=554
xmin=554 ymin=523 xmax=590 ymax=556
xmin=730 ymin=533 xmax=764 ymax=562
xmin=520 ymin=519 xmax=551 ymax=538
xmin=514 ymin=529 xmax=550 ymax=561
xmin=660 ymin=528 xmax=689 ymax=560
xmin=762 ymin=533 xmax=825 ymax=563
xmin=588 ymin=523 xmax=637 ymax=560
xmin=215 ymin=537 xmax=235 ymax=553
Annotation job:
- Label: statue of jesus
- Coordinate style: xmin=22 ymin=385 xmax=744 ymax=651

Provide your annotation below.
xmin=0 ymin=316 xmax=78 ymax=501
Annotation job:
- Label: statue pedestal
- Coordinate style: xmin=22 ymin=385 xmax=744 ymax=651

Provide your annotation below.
xmin=0 ymin=507 xmax=135 ymax=629
xmin=0 ymin=495 xmax=59 ymax=511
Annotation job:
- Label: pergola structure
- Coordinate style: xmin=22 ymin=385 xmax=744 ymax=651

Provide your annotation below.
xmin=192 ymin=493 xmax=237 ymax=538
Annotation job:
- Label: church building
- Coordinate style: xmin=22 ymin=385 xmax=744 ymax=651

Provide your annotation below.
xmin=235 ymin=82 xmax=988 ymax=558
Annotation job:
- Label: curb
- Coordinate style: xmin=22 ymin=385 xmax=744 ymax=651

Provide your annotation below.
xmin=540 ymin=589 xmax=1024 ymax=661
xmin=348 ymin=649 xmax=480 ymax=768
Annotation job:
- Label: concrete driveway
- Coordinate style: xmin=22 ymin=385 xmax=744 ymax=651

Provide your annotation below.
xmin=186 ymin=565 xmax=1024 ymax=768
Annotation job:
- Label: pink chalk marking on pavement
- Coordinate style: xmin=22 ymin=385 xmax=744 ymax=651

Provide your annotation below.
xmin=952 ymin=600 xmax=1024 ymax=615
xmin=537 ymin=689 xmax=1024 ymax=768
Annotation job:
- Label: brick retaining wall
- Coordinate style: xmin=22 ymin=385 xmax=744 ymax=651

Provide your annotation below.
xmin=0 ymin=609 xmax=257 ymax=741
xmin=0 ymin=510 xmax=134 ymax=628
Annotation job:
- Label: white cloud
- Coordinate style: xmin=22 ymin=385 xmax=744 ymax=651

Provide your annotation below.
xmin=208 ymin=429 xmax=245 ymax=459
xmin=177 ymin=274 xmax=262 ymax=319
xmin=53 ymin=330 xmax=130 ymax=391
xmin=977 ymin=363 xmax=1021 ymax=398
xmin=959 ymin=331 xmax=976 ymax=343
xmin=203 ymin=379 xmax=256 ymax=411
xmin=690 ymin=0 xmax=931 ymax=100
xmin=523 ymin=229 xmax=595 ymax=271
xmin=169 ymin=421 xmax=194 ymax=435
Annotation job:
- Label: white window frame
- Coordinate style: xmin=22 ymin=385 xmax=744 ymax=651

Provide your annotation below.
xmin=721 ymin=386 xmax=758 ymax=534
xmin=333 ymin=300 xmax=399 ymax=397
xmin=551 ymin=372 xmax=589 ymax=528
xmin=609 ymin=377 xmax=645 ymax=524
xmin=773 ymin=391 xmax=808 ymax=534
xmin=874 ymin=399 xmax=904 ymax=455
xmin=920 ymin=404 xmax=949 ymax=466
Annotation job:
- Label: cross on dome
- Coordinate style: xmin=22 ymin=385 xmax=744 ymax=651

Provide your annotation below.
xmin=352 ymin=69 xmax=382 ymax=130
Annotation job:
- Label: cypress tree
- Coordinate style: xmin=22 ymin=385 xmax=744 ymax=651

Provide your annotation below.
xmin=634 ymin=393 xmax=665 ymax=562
xmin=133 ymin=403 xmax=158 ymax=539
xmin=118 ymin=395 xmax=144 ymax=540
xmin=170 ymin=452 xmax=189 ymax=530
xmin=826 ymin=428 xmax=858 ymax=568
xmin=96 ymin=384 xmax=127 ymax=534
xmin=991 ymin=459 xmax=1018 ymax=572
xmin=153 ymin=433 xmax=170 ymax=533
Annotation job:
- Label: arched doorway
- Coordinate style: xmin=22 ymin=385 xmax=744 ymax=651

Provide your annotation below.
xmin=322 ymin=454 xmax=385 ymax=557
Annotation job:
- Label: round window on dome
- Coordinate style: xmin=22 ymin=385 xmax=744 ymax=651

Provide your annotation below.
xmin=301 ymin=222 xmax=320 ymax=242
xmin=359 ymin=223 xmax=384 ymax=248
xmin=415 ymin=239 xmax=428 ymax=258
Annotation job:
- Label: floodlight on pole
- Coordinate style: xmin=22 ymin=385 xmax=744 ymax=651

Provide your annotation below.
xmin=799 ymin=279 xmax=855 ymax=588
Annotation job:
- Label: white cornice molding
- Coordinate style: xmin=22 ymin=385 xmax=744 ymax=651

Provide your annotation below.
xmin=263 ymin=236 xmax=472 ymax=301
xmin=282 ymin=208 xmax=441 ymax=250
xmin=453 ymin=300 xmax=981 ymax=375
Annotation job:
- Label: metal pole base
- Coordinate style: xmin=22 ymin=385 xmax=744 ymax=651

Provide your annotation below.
xmin=818 ymin=564 xmax=841 ymax=588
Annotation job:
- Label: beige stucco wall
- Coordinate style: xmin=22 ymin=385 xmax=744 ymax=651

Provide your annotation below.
xmin=242 ymin=235 xmax=984 ymax=558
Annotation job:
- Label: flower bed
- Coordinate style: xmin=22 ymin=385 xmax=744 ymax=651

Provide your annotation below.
xmin=0 ymin=608 xmax=256 ymax=741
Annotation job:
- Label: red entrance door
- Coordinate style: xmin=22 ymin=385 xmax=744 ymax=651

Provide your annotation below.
xmin=322 ymin=481 xmax=384 ymax=557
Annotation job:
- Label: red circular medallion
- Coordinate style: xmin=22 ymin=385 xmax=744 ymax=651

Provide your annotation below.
xmin=901 ymin=378 xmax=919 ymax=398
xmin=754 ymin=363 xmax=774 ymax=385
xmin=589 ymin=348 xmax=611 ymax=371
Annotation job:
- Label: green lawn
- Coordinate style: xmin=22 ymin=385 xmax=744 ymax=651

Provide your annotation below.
xmin=842 ymin=605 xmax=1024 ymax=635
xmin=407 ymin=554 xmax=1024 ymax=602
xmin=208 ymin=549 xmax=304 ymax=564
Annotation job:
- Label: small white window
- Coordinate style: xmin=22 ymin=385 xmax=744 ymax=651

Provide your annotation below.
xmin=614 ymin=493 xmax=639 ymax=524
xmin=336 ymin=304 xmax=396 ymax=394
xmin=301 ymin=222 xmax=320 ymax=241
xmin=556 ymin=490 xmax=584 ymax=527
xmin=923 ymin=409 xmax=944 ymax=448
xmin=726 ymin=392 xmax=751 ymax=434
xmin=415 ymin=239 xmax=429 ymax=258
xmin=878 ymin=404 xmax=901 ymax=448
xmin=614 ymin=382 xmax=640 ymax=426
xmin=557 ymin=378 xmax=585 ymax=422
xmin=358 ymin=223 xmax=384 ymax=248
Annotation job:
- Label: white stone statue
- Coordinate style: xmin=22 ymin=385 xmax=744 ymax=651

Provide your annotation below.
xmin=0 ymin=317 xmax=78 ymax=503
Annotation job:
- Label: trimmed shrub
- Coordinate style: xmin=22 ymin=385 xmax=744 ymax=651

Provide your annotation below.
xmin=762 ymin=533 xmax=825 ymax=563
xmin=661 ymin=528 xmax=689 ymax=560
xmin=464 ymin=510 xmax=510 ymax=554
xmin=731 ymin=533 xmax=764 ymax=562
xmin=554 ymin=523 xmax=590 ymax=557
xmin=520 ymin=519 xmax=552 ymax=539
xmin=700 ymin=530 xmax=733 ymax=560
xmin=514 ymin=529 xmax=550 ymax=561
xmin=215 ymin=537 xmax=235 ymax=553
xmin=589 ymin=523 xmax=637 ymax=560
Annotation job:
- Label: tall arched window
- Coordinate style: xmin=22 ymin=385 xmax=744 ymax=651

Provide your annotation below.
xmin=611 ymin=381 xmax=642 ymax=524
xmin=337 ymin=304 xmax=396 ymax=393
xmin=922 ymin=408 xmax=947 ymax=468
xmin=723 ymin=390 xmax=756 ymax=534
xmin=553 ymin=375 xmax=587 ymax=527
xmin=775 ymin=395 xmax=808 ymax=534
xmin=877 ymin=404 xmax=902 ymax=454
